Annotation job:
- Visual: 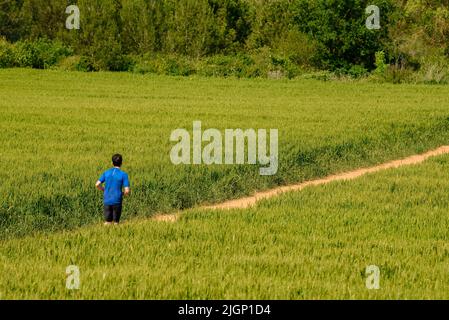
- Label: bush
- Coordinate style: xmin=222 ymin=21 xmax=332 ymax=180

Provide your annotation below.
xmin=347 ymin=65 xmax=369 ymax=78
xmin=293 ymin=0 xmax=397 ymax=71
xmin=269 ymin=53 xmax=302 ymax=79
xmin=384 ymin=65 xmax=414 ymax=84
xmin=131 ymin=50 xmax=302 ymax=79
xmin=77 ymin=33 xmax=135 ymax=72
xmin=13 ymin=39 xmax=73 ymax=69
xmin=207 ymin=49 xmax=302 ymax=79
xmin=75 ymin=50 xmax=134 ymax=72
xmin=416 ymin=58 xmax=449 ymax=84
xmin=103 ymin=51 xmax=135 ymax=72
xmin=163 ymin=56 xmax=197 ymax=76
xmin=132 ymin=54 xmax=197 ymax=76
xmin=75 ymin=56 xmax=97 ymax=72
xmin=198 ymin=54 xmax=245 ymax=77
xmin=374 ymin=51 xmax=388 ymax=76
xmin=272 ymin=30 xmax=318 ymax=69
xmin=0 ymin=38 xmax=15 ymax=68
xmin=56 ymin=56 xmax=81 ymax=71
xmin=299 ymin=70 xmax=335 ymax=81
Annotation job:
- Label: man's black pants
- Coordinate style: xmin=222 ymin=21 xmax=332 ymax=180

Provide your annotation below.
xmin=104 ymin=204 xmax=122 ymax=223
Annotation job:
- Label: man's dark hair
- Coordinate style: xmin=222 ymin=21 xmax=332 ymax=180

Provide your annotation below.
xmin=112 ymin=154 xmax=123 ymax=167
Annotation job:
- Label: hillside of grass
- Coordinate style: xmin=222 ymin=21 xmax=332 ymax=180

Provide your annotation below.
xmin=1 ymin=154 xmax=449 ymax=299
xmin=1 ymin=69 xmax=449 ymax=239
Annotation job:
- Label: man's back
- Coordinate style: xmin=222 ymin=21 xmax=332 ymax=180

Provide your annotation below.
xmin=99 ymin=167 xmax=130 ymax=206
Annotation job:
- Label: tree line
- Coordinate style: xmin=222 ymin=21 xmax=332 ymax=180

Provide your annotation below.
xmin=1 ymin=0 xmax=449 ymax=82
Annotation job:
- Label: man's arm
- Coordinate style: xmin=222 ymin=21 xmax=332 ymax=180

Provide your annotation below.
xmin=96 ymin=180 xmax=105 ymax=192
xmin=124 ymin=187 xmax=130 ymax=196
xmin=123 ymin=173 xmax=130 ymax=196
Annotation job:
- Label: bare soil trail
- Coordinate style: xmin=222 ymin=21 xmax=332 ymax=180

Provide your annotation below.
xmin=153 ymin=145 xmax=449 ymax=222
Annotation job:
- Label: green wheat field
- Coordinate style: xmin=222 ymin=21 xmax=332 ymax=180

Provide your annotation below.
xmin=1 ymin=69 xmax=449 ymax=299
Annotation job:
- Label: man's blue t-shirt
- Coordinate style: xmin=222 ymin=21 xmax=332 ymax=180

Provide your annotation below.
xmin=98 ymin=168 xmax=130 ymax=206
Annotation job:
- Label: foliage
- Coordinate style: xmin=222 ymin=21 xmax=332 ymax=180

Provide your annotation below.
xmin=0 ymin=0 xmax=448 ymax=78
xmin=0 ymin=37 xmax=72 ymax=69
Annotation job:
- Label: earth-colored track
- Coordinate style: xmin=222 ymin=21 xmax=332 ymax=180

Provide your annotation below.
xmin=153 ymin=145 xmax=449 ymax=222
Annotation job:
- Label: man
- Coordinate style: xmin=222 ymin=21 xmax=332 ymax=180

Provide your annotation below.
xmin=96 ymin=154 xmax=130 ymax=225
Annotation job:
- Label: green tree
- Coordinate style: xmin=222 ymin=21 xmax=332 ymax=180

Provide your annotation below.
xmin=293 ymin=0 xmax=397 ymax=71
xmin=0 ymin=0 xmax=27 ymax=42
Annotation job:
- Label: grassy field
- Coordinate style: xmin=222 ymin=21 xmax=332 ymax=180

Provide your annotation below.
xmin=1 ymin=69 xmax=449 ymax=299
xmin=1 ymin=154 xmax=449 ymax=299
xmin=2 ymin=69 xmax=449 ymax=239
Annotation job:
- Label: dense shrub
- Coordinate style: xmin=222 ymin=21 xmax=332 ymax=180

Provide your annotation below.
xmin=131 ymin=49 xmax=302 ymax=79
xmin=13 ymin=38 xmax=73 ymax=69
xmin=374 ymin=51 xmax=387 ymax=75
xmin=75 ymin=56 xmax=97 ymax=72
xmin=415 ymin=57 xmax=449 ymax=84
xmin=293 ymin=0 xmax=397 ymax=72
xmin=0 ymin=37 xmax=15 ymax=68
xmin=132 ymin=54 xmax=197 ymax=76
xmin=0 ymin=38 xmax=72 ymax=69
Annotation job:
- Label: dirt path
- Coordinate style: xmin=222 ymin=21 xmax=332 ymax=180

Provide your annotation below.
xmin=153 ymin=145 xmax=449 ymax=222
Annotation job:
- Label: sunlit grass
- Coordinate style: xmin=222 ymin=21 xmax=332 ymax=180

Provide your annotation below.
xmin=1 ymin=68 xmax=449 ymax=240
xmin=1 ymin=155 xmax=449 ymax=299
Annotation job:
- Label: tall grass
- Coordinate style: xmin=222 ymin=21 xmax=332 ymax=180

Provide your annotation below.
xmin=1 ymin=154 xmax=449 ymax=299
xmin=1 ymin=69 xmax=449 ymax=239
